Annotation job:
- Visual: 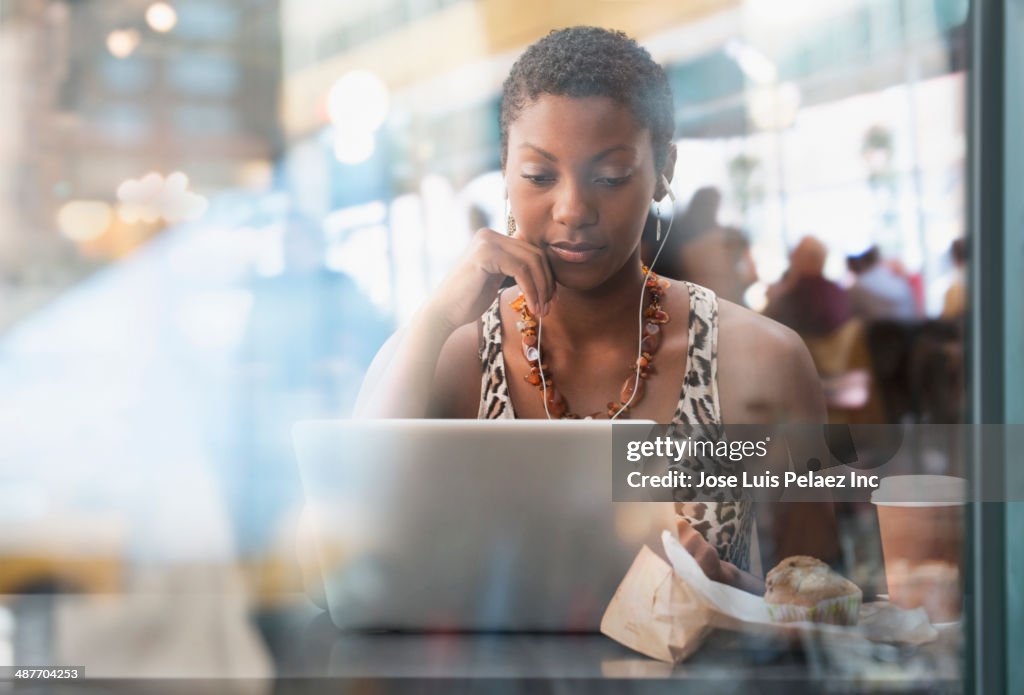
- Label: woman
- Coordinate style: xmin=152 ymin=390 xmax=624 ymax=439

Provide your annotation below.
xmin=356 ymin=28 xmax=830 ymax=595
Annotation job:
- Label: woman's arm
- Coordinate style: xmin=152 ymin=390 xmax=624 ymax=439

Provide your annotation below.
xmin=761 ymin=330 xmax=839 ymax=565
xmin=352 ymin=228 xmax=555 ymax=419
xmin=680 ymin=302 xmax=836 ymax=594
xmin=352 ymin=308 xmax=460 ymax=419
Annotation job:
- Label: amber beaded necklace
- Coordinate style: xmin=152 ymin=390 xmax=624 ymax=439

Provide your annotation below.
xmin=511 ymin=265 xmax=671 ymax=419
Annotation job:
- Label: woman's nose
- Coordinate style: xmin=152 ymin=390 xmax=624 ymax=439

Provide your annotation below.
xmin=552 ymin=179 xmax=596 ymax=229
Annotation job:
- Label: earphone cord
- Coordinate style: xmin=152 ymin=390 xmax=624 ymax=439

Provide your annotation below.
xmin=537 ymin=201 xmax=676 ymax=420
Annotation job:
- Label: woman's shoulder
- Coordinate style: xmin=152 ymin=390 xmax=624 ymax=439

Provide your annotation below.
xmin=717 ymin=297 xmax=804 ymax=356
xmin=715 ymin=297 xmax=825 ymax=422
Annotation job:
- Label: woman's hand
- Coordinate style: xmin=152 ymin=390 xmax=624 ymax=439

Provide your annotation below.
xmin=354 ymin=227 xmax=553 ymax=419
xmin=675 ymin=517 xmax=738 ymax=586
xmin=676 ymin=517 xmax=765 ymax=594
xmin=424 ymin=227 xmax=555 ymax=332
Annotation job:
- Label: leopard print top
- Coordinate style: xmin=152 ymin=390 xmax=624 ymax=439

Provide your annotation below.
xmin=475 ymin=281 xmax=753 ymax=571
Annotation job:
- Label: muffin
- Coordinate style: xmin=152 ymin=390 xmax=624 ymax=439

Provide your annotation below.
xmin=764 ymin=556 xmax=862 ymax=626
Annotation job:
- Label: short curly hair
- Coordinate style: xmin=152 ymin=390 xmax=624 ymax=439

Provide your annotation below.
xmin=500 ymin=26 xmax=675 ymax=172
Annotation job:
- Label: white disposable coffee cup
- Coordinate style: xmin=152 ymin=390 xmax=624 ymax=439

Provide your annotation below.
xmin=871 ymin=475 xmax=966 ymax=622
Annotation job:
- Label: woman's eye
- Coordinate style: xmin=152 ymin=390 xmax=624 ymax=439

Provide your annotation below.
xmin=596 ymin=175 xmax=631 ymax=186
xmin=521 ymin=174 xmax=555 ymax=185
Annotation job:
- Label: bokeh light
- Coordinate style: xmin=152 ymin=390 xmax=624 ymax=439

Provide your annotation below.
xmin=332 ymin=131 xmax=376 ymax=165
xmin=747 ymin=82 xmax=802 ymax=131
xmin=145 ymin=2 xmax=178 ymax=33
xmin=327 ymin=70 xmax=389 ymax=134
xmin=56 ymin=201 xmax=114 ymax=242
xmin=116 ymin=171 xmax=208 ymax=223
xmin=106 ymin=29 xmax=140 ymax=59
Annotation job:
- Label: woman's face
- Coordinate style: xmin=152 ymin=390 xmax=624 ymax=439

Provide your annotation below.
xmin=505 ymin=94 xmax=666 ymax=290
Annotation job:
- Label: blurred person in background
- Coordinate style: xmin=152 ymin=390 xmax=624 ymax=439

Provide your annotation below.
xmin=353 ymin=27 xmax=837 ymax=594
xmin=765 ymin=235 xmax=852 ymax=336
xmin=692 ymin=224 xmax=758 ymax=305
xmin=941 ymin=238 xmax=967 ymax=319
xmin=641 ymin=186 xmax=758 ymax=305
xmin=677 ymin=186 xmax=720 ymax=248
xmin=846 ymin=245 xmax=918 ymax=321
xmin=236 ymin=213 xmax=392 ymax=554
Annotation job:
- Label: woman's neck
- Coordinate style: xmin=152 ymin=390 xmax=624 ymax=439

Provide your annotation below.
xmin=537 ymin=253 xmax=648 ymax=350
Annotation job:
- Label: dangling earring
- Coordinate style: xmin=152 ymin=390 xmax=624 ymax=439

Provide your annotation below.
xmin=655 ymin=201 xmax=662 ymax=242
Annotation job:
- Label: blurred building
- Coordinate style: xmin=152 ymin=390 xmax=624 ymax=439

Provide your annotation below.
xmin=0 ymin=0 xmax=282 ymax=330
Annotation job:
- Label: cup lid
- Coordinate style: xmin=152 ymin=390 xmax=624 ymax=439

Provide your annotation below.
xmin=870 ymin=475 xmax=967 ymax=506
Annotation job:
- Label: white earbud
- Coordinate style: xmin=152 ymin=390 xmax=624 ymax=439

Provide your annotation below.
xmin=661 ymin=175 xmax=676 ymax=203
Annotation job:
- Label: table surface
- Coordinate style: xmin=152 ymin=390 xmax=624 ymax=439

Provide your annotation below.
xmin=264 ymin=600 xmax=964 ymax=693
xmin=2 ymin=591 xmax=965 ymax=694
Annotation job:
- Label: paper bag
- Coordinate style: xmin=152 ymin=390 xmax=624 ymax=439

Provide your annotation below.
xmin=599 ymin=545 xmax=715 ymax=663
xmin=601 ymin=531 xmax=939 ymax=664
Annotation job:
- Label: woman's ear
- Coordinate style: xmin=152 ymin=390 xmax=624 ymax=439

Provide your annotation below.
xmin=655 ymin=143 xmax=678 ymax=201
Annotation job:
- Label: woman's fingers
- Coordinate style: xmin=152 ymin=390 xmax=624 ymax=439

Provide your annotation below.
xmin=509 ymin=259 xmax=542 ymax=316
xmin=518 ymin=250 xmax=552 ymax=315
xmin=531 ymin=243 xmax=555 ymax=308
xmin=494 ymin=236 xmax=554 ymax=315
xmin=511 ymin=240 xmax=555 ymax=313
xmin=425 ymin=227 xmax=558 ymax=331
xmin=465 ymin=228 xmax=557 ymax=317
xmin=676 ymin=517 xmax=725 ymax=582
xmin=678 ymin=521 xmax=706 ymax=556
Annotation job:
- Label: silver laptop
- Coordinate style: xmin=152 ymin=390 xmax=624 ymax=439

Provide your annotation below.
xmin=293 ymin=419 xmax=673 ymax=631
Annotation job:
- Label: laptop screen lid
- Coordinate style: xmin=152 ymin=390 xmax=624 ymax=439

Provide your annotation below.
xmin=293 ymin=418 xmax=672 ymax=631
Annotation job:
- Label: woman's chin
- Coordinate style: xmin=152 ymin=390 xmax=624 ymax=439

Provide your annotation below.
xmin=551 ymin=264 xmax=616 ymax=293
xmin=549 ymin=250 xmax=641 ymax=293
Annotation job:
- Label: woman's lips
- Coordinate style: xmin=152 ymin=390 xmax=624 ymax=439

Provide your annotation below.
xmin=548 ymin=242 xmax=607 ymax=264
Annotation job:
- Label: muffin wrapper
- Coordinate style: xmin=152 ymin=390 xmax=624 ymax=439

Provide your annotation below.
xmin=766 ymin=593 xmax=862 ymax=626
